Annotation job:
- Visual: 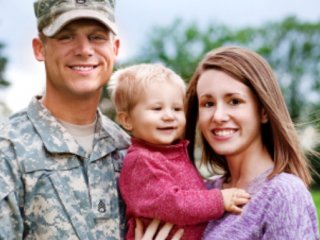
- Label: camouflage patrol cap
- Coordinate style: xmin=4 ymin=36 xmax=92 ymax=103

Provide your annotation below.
xmin=34 ymin=0 xmax=117 ymax=37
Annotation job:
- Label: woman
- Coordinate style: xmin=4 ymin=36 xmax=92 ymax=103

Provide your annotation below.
xmin=185 ymin=46 xmax=318 ymax=239
xmin=135 ymin=46 xmax=319 ymax=239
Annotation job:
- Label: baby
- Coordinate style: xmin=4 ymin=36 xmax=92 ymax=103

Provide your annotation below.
xmin=108 ymin=63 xmax=250 ymax=239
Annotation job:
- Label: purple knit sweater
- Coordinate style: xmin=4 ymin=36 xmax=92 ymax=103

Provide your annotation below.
xmin=203 ymin=170 xmax=319 ymax=240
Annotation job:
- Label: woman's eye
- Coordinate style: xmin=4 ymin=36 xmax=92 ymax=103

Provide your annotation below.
xmin=204 ymin=102 xmax=214 ymax=108
xmin=230 ymin=99 xmax=241 ymax=105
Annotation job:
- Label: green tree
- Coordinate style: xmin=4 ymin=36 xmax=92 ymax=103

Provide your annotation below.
xmin=0 ymin=43 xmax=9 ymax=88
xmin=0 ymin=42 xmax=11 ymax=118
xmin=123 ymin=16 xmax=320 ymax=122
xmin=114 ymin=16 xmax=320 ymax=186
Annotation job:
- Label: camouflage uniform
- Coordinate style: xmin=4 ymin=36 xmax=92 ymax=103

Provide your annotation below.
xmin=0 ymin=97 xmax=130 ymax=239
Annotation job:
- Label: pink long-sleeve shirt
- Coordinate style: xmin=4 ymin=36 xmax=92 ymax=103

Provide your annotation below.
xmin=119 ymin=138 xmax=224 ymax=240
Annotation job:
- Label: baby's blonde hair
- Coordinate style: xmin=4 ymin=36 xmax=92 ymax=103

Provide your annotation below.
xmin=108 ymin=63 xmax=186 ymax=113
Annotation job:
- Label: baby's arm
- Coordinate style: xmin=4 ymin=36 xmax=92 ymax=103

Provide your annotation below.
xmin=120 ymin=152 xmax=225 ymax=225
xmin=221 ymin=188 xmax=250 ymax=214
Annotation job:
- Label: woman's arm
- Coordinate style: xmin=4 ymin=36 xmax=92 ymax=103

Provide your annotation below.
xmin=263 ymin=175 xmax=319 ymax=239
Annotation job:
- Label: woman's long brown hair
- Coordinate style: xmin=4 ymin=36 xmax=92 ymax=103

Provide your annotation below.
xmin=185 ymin=46 xmax=312 ymax=186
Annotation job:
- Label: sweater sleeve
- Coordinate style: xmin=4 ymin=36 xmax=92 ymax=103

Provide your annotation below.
xmin=119 ymin=151 xmax=224 ymax=225
xmin=263 ymin=175 xmax=319 ymax=239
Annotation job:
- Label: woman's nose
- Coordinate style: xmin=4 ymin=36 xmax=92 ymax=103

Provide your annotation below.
xmin=212 ymin=104 xmax=229 ymax=123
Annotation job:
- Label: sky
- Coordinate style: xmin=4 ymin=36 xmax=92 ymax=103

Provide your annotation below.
xmin=0 ymin=0 xmax=320 ymax=113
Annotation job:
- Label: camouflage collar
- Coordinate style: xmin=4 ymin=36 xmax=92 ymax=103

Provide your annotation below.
xmin=27 ymin=96 xmax=87 ymax=157
xmin=26 ymin=96 xmax=129 ymax=161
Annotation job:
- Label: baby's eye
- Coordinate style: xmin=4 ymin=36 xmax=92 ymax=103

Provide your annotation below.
xmin=152 ymin=107 xmax=162 ymax=111
xmin=173 ymin=106 xmax=183 ymax=111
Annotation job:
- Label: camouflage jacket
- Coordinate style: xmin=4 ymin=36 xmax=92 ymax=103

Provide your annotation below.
xmin=0 ymin=97 xmax=130 ymax=240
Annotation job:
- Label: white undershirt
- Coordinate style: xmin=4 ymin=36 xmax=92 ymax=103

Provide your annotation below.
xmin=59 ymin=118 xmax=97 ymax=154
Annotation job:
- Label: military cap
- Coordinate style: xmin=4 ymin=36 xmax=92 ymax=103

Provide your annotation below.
xmin=34 ymin=0 xmax=117 ymax=37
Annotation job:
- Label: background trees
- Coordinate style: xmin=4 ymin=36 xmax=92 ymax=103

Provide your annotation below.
xmin=0 ymin=42 xmax=11 ymax=119
xmin=0 ymin=43 xmax=9 ymax=88
xmin=111 ymin=16 xmax=320 ymax=186
xmin=125 ymin=16 xmax=320 ymax=121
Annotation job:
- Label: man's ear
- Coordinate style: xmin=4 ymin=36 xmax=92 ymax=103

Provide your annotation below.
xmin=113 ymin=38 xmax=120 ymax=56
xmin=261 ymin=108 xmax=269 ymax=123
xmin=32 ymin=38 xmax=45 ymax=62
xmin=117 ymin=112 xmax=133 ymax=131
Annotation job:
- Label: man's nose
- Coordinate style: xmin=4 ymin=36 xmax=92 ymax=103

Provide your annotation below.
xmin=74 ymin=36 xmax=94 ymax=57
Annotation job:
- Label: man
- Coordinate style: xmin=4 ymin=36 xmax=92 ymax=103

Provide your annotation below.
xmin=0 ymin=0 xmax=130 ymax=239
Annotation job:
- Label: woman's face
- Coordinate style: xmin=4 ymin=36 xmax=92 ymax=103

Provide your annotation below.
xmin=196 ymin=69 xmax=267 ymax=158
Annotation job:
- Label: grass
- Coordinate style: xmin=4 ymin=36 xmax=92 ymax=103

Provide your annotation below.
xmin=311 ymin=190 xmax=320 ymax=232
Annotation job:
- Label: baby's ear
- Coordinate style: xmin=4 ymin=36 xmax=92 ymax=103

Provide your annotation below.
xmin=117 ymin=112 xmax=133 ymax=131
xmin=261 ymin=108 xmax=269 ymax=124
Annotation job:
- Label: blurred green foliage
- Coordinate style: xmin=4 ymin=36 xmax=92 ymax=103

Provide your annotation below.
xmin=311 ymin=190 xmax=320 ymax=232
xmin=120 ymin=16 xmax=320 ymax=122
xmin=0 ymin=43 xmax=9 ymax=88
xmin=104 ymin=16 xmax=320 ymax=186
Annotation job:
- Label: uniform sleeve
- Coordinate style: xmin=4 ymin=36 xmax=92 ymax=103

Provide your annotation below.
xmin=263 ymin=177 xmax=319 ymax=239
xmin=0 ymin=149 xmax=24 ymax=240
xmin=119 ymin=152 xmax=224 ymax=225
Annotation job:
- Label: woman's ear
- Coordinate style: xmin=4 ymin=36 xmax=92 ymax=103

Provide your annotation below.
xmin=261 ymin=108 xmax=269 ymax=123
xmin=32 ymin=38 xmax=45 ymax=62
xmin=117 ymin=112 xmax=133 ymax=131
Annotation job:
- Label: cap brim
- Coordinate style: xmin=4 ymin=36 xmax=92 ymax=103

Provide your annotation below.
xmin=42 ymin=9 xmax=118 ymax=37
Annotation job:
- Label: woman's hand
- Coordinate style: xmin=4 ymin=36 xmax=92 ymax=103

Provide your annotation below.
xmin=135 ymin=218 xmax=184 ymax=240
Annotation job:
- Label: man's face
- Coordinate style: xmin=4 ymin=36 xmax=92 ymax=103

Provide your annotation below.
xmin=34 ymin=19 xmax=119 ymax=100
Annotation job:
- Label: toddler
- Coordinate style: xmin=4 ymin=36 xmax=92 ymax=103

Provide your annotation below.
xmin=108 ymin=63 xmax=250 ymax=239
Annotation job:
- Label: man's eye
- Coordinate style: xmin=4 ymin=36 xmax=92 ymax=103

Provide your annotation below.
xmin=89 ymin=34 xmax=108 ymax=41
xmin=56 ymin=34 xmax=73 ymax=41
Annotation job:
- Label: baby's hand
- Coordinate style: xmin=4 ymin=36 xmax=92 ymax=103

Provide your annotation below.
xmin=221 ymin=188 xmax=250 ymax=214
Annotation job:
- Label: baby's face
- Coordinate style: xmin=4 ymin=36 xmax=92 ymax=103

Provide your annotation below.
xmin=128 ymin=82 xmax=186 ymax=145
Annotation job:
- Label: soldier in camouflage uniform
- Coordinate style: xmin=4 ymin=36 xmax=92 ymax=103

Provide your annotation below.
xmin=0 ymin=0 xmax=130 ymax=239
